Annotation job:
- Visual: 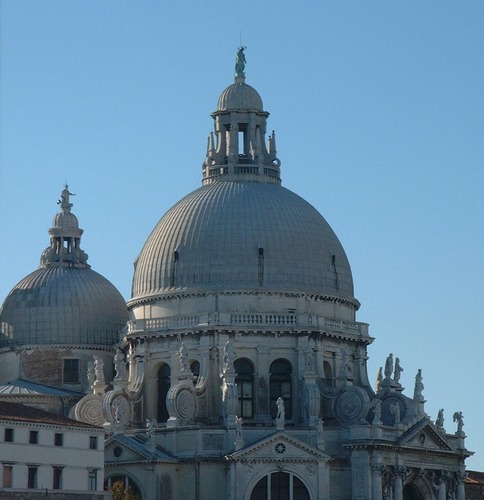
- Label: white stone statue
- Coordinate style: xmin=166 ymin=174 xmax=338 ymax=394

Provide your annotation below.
xmin=304 ymin=346 xmax=315 ymax=373
xmin=414 ymin=369 xmax=424 ymax=400
xmin=453 ymin=411 xmax=464 ymax=434
xmin=223 ymin=340 xmax=235 ymax=372
xmin=384 ymin=353 xmax=393 ymax=380
xmin=235 ymin=416 xmax=244 ymax=450
xmin=87 ymin=361 xmax=95 ymax=389
xmin=316 ymin=418 xmax=325 ymax=448
xmin=275 ymin=397 xmax=285 ymax=430
xmin=178 ymin=343 xmax=189 ymax=372
xmin=146 ymin=418 xmax=156 ymax=442
xmin=375 ymin=367 xmax=383 ymax=393
xmin=372 ymin=399 xmax=382 ymax=425
xmin=113 ymin=398 xmax=124 ymax=424
xmin=94 ymin=355 xmax=105 ymax=385
xmin=394 ymin=358 xmax=403 ymax=383
xmin=436 ymin=409 xmax=445 ymax=431
xmin=114 ymin=349 xmax=126 ymax=380
xmin=390 ymin=402 xmax=401 ymax=425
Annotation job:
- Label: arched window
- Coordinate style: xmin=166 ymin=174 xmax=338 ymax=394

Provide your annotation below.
xmin=190 ymin=360 xmax=200 ymax=386
xmin=250 ymin=472 xmax=309 ymax=500
xmin=323 ymin=360 xmax=333 ymax=379
xmin=270 ymin=359 xmax=292 ymax=419
xmin=235 ymin=358 xmax=254 ymax=418
xmin=157 ymin=364 xmax=170 ymax=422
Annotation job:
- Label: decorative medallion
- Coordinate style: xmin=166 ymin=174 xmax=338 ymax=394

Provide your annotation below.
xmin=103 ymin=390 xmax=132 ymax=426
xmin=74 ymin=394 xmax=104 ymax=426
xmin=381 ymin=395 xmax=406 ymax=426
xmin=167 ymin=384 xmax=197 ymax=424
xmin=334 ymin=387 xmax=370 ymax=424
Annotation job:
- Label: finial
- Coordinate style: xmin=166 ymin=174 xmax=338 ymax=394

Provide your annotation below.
xmin=235 ymin=46 xmax=247 ymax=82
xmin=57 ymin=184 xmax=75 ymax=214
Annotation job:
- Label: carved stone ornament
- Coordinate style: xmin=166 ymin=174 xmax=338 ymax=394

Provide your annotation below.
xmin=103 ymin=390 xmax=132 ymax=426
xmin=381 ymin=395 xmax=406 ymax=426
xmin=334 ymin=386 xmax=370 ymax=424
xmin=167 ymin=384 xmax=197 ymax=425
xmin=74 ymin=394 xmax=104 ymax=426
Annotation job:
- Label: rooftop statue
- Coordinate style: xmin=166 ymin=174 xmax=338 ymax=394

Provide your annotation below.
xmin=235 ymin=46 xmax=247 ymax=77
xmin=58 ymin=184 xmax=75 ymax=214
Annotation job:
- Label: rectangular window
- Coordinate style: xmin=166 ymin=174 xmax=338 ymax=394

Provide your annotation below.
xmin=63 ymin=358 xmax=80 ymax=384
xmin=88 ymin=469 xmax=97 ymax=491
xmin=3 ymin=464 xmax=13 ymax=488
xmin=28 ymin=466 xmax=38 ymax=489
xmin=53 ymin=467 xmax=63 ymax=489
xmin=29 ymin=430 xmax=38 ymax=444
xmin=4 ymin=428 xmax=14 ymax=442
xmin=54 ymin=433 xmax=63 ymax=447
xmin=89 ymin=436 xmax=98 ymax=450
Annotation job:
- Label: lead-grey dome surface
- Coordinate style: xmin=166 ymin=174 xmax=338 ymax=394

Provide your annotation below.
xmin=0 ymin=267 xmax=128 ymax=347
xmin=131 ymin=181 xmax=354 ymax=302
xmin=217 ymin=82 xmax=264 ymax=112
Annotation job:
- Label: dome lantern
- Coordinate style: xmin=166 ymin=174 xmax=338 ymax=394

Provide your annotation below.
xmin=203 ymin=48 xmax=282 ymax=185
xmin=41 ymin=185 xmax=89 ymax=268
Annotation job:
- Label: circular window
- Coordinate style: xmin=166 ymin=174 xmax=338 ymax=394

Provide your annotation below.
xmin=275 ymin=443 xmax=286 ymax=454
xmin=113 ymin=446 xmax=123 ymax=458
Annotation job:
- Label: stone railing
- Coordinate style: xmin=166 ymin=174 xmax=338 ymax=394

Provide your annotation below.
xmin=128 ymin=313 xmax=368 ymax=337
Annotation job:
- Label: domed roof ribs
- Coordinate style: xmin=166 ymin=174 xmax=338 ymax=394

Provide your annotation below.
xmin=40 ymin=185 xmax=90 ymax=269
xmin=203 ymin=49 xmax=281 ymax=186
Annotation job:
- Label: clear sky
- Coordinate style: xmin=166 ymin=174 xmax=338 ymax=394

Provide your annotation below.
xmin=1 ymin=1 xmax=483 ymax=470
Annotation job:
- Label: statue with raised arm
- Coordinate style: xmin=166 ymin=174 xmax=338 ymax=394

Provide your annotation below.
xmin=58 ymin=184 xmax=75 ymax=214
xmin=235 ymin=46 xmax=247 ymax=76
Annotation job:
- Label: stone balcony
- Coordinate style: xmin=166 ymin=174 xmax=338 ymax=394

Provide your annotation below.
xmin=127 ymin=313 xmax=369 ymax=338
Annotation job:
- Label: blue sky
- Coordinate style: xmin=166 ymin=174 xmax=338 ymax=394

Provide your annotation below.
xmin=1 ymin=1 xmax=483 ymax=470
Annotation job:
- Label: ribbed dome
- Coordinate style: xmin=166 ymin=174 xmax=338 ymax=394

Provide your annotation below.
xmin=217 ymin=82 xmax=263 ymax=112
xmin=0 ymin=267 xmax=128 ymax=347
xmin=131 ymin=181 xmax=354 ymax=303
xmin=52 ymin=212 xmax=79 ymax=230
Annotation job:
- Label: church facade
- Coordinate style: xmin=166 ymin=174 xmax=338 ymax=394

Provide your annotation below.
xmin=0 ymin=51 xmax=471 ymax=499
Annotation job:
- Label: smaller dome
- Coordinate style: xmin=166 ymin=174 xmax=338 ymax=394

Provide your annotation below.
xmin=217 ymin=82 xmax=263 ymax=112
xmin=52 ymin=212 xmax=79 ymax=230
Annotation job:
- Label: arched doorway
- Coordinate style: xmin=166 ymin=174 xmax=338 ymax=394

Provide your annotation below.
xmin=403 ymin=483 xmax=424 ymax=500
xmin=250 ymin=471 xmax=310 ymax=500
xmin=105 ymin=474 xmax=142 ymax=499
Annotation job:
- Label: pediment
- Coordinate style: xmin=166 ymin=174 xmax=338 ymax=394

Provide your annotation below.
xmin=227 ymin=432 xmax=329 ymax=462
xmin=398 ymin=420 xmax=453 ymax=452
xmin=105 ymin=434 xmax=175 ymax=464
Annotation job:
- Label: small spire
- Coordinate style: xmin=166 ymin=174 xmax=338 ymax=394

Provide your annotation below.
xmin=235 ymin=46 xmax=247 ymax=83
xmin=57 ymin=184 xmax=75 ymax=214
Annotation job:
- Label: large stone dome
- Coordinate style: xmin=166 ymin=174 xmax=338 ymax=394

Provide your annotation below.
xmin=0 ymin=267 xmax=127 ymax=347
xmin=131 ymin=181 xmax=354 ymax=303
xmin=0 ymin=185 xmax=128 ymax=348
